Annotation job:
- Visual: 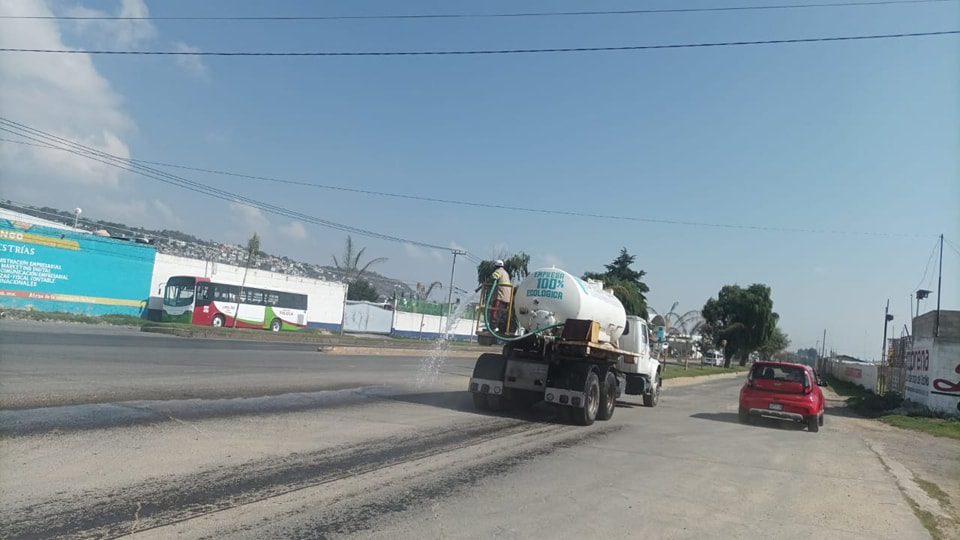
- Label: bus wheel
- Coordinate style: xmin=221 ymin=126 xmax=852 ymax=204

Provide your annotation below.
xmin=270 ymin=318 xmax=282 ymax=332
xmin=212 ymin=315 xmax=225 ymax=328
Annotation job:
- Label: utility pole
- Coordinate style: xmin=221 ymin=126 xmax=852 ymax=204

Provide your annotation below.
xmin=445 ymin=250 xmax=466 ymax=324
xmin=935 ymin=233 xmax=943 ymax=337
xmin=819 ymin=328 xmax=827 ymax=373
xmin=882 ymin=299 xmax=892 ymax=364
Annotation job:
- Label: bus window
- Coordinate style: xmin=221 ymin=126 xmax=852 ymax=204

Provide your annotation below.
xmin=196 ymin=283 xmax=212 ymax=306
xmin=164 ymin=277 xmax=196 ymax=307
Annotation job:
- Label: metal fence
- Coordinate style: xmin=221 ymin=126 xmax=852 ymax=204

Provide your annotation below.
xmin=879 ymin=337 xmax=909 ymax=396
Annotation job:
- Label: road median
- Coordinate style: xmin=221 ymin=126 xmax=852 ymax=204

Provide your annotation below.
xmin=140 ymin=322 xmax=487 ymax=354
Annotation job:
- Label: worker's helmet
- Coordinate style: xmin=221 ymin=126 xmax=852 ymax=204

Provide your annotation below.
xmin=494 ymin=259 xmax=504 ymax=267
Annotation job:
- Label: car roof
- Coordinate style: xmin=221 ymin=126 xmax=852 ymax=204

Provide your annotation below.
xmin=753 ymin=361 xmax=811 ymax=371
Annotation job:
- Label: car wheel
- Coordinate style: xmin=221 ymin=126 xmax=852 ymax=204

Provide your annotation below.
xmin=818 ymin=413 xmax=824 ymax=427
xmin=807 ymin=415 xmax=820 ymax=432
xmin=212 ymin=314 xmax=225 ymax=328
xmin=597 ymin=371 xmax=617 ymax=421
xmin=738 ymin=406 xmax=750 ymax=424
xmin=270 ymin=318 xmax=282 ymax=332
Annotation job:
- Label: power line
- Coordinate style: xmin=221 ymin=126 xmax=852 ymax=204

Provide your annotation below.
xmin=2 ymin=0 xmax=952 ymax=21
xmin=0 ymin=136 xmax=934 ymax=239
xmin=912 ymin=238 xmax=941 ymax=291
xmin=0 ymin=30 xmax=956 ymax=56
xmin=0 ymin=119 xmax=475 ymax=258
xmin=944 ymin=237 xmax=960 ymax=258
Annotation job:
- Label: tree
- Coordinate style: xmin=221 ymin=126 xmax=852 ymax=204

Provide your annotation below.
xmin=333 ymin=236 xmax=387 ymax=301
xmin=757 ymin=326 xmax=790 ymax=360
xmin=701 ymin=284 xmax=778 ymax=367
xmin=584 ymin=248 xmax=650 ymax=319
xmin=416 ymin=281 xmax=443 ymax=301
xmin=245 ymin=233 xmax=261 ymax=268
xmin=233 ymin=233 xmax=261 ymax=328
xmin=797 ymin=347 xmax=819 ymax=364
xmin=347 ymin=278 xmax=379 ymax=302
xmin=333 ymin=235 xmax=387 ymax=281
xmin=476 ymin=251 xmax=531 ymax=285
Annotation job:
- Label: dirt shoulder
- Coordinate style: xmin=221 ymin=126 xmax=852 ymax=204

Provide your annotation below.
xmin=823 ymin=386 xmax=960 ymax=539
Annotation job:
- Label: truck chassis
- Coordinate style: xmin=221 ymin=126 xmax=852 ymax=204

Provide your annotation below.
xmin=468 ymin=329 xmax=658 ymax=426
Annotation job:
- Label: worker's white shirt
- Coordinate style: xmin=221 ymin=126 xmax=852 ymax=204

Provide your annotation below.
xmin=492 ymin=268 xmax=511 ymax=302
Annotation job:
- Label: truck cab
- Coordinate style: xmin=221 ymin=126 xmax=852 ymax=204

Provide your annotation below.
xmin=616 ymin=316 xmax=662 ymax=405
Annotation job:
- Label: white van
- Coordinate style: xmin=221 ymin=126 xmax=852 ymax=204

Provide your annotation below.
xmin=702 ymin=351 xmax=724 ymax=367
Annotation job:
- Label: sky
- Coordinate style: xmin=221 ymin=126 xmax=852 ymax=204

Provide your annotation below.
xmin=0 ymin=0 xmax=958 ymax=359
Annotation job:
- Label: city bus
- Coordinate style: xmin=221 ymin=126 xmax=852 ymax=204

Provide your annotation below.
xmin=162 ymin=275 xmax=308 ymax=331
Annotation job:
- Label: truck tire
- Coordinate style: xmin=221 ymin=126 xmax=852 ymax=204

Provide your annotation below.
xmin=643 ymin=370 xmax=661 ymax=407
xmin=818 ymin=413 xmax=824 ymax=427
xmin=597 ymin=371 xmax=617 ymax=421
xmin=472 ymin=393 xmax=490 ymax=411
xmin=486 ymin=393 xmax=510 ymax=412
xmin=738 ymin=406 xmax=750 ymax=424
xmin=472 ymin=353 xmax=507 ymax=380
xmin=807 ymin=415 xmax=820 ymax=433
xmin=571 ymin=370 xmax=600 ymax=426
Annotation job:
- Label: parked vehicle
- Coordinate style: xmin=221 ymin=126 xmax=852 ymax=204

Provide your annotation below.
xmin=738 ymin=361 xmax=825 ymax=432
xmin=702 ymin=351 xmax=724 ymax=367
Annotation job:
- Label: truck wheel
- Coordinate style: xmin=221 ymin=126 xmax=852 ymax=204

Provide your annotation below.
xmin=643 ymin=370 xmax=661 ymax=407
xmin=597 ymin=371 xmax=617 ymax=421
xmin=738 ymin=406 xmax=750 ymax=424
xmin=486 ymin=393 xmax=510 ymax=412
xmin=818 ymin=413 xmax=824 ymax=427
xmin=472 ymin=393 xmax=489 ymax=411
xmin=807 ymin=415 xmax=820 ymax=433
xmin=572 ymin=371 xmax=600 ymax=426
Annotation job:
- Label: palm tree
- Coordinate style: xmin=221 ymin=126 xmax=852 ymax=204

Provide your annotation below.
xmin=332 ymin=236 xmax=387 ymax=281
xmin=416 ymin=281 xmax=443 ymax=301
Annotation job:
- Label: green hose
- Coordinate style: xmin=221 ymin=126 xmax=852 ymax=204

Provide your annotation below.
xmin=482 ymin=280 xmax=563 ymax=343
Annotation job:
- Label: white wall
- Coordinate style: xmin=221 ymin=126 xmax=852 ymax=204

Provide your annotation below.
xmin=150 ymin=253 xmax=347 ymax=330
xmin=342 ymin=301 xmax=394 ymax=335
xmin=391 ymin=310 xmax=476 ymax=341
xmin=826 ymin=359 xmax=879 ymax=393
xmin=905 ymin=337 xmax=960 ymax=416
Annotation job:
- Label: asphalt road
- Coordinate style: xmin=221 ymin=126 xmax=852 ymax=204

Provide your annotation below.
xmin=0 ymin=321 xmax=939 ymax=538
xmin=0 ymin=321 xmax=478 ymax=409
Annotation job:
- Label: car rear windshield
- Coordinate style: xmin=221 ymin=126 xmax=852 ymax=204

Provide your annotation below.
xmin=751 ymin=364 xmax=807 ymax=384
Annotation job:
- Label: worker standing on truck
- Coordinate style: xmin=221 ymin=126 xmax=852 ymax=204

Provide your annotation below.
xmin=490 ymin=259 xmax=511 ymax=332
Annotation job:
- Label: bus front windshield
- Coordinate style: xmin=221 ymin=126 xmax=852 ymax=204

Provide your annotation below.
xmin=164 ymin=277 xmax=197 ymax=307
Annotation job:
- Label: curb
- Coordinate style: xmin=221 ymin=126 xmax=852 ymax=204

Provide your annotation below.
xmin=140 ymin=324 xmax=488 ymax=354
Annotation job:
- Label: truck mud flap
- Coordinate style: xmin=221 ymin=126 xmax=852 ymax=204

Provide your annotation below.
xmin=469 ymin=353 xmax=507 ymax=396
xmin=624 ymin=373 xmax=647 ymax=396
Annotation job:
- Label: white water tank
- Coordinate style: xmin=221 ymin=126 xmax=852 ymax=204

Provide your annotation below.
xmin=513 ymin=267 xmax=626 ymax=345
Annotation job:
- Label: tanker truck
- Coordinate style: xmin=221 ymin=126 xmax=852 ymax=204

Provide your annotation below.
xmin=469 ymin=267 xmax=663 ymax=425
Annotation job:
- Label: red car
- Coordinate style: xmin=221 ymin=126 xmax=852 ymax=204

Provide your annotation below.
xmin=739 ymin=361 xmax=825 ymax=432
